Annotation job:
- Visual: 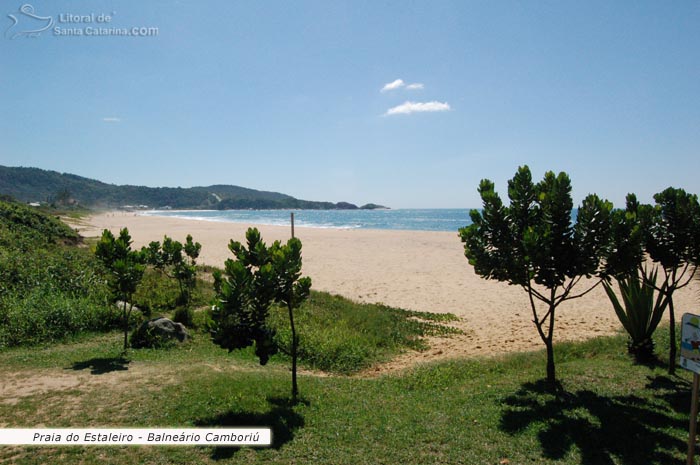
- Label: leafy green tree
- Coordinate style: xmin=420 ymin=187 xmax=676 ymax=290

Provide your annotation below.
xmin=208 ymin=228 xmax=311 ymax=401
xmin=460 ymin=166 xmax=613 ymax=385
xmin=634 ymin=188 xmax=700 ymax=373
xmin=209 ymin=228 xmax=278 ymax=364
xmin=95 ymin=228 xmax=145 ymax=351
xmin=144 ymin=234 xmax=201 ymax=324
xmin=270 ymin=237 xmax=312 ymax=401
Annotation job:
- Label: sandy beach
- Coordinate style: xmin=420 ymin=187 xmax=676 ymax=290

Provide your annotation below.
xmin=75 ymin=211 xmax=700 ymax=363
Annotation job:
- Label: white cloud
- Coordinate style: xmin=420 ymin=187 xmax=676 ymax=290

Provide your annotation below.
xmin=384 ymin=101 xmax=451 ymax=116
xmin=380 ymin=79 xmax=405 ymax=92
xmin=102 ymin=117 xmax=121 ymax=123
xmin=406 ymin=83 xmax=424 ymax=90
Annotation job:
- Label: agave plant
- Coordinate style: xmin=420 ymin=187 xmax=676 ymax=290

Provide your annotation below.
xmin=603 ymin=269 xmax=668 ymax=362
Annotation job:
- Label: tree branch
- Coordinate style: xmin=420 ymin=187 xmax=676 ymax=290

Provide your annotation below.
xmin=537 ymin=287 xmax=559 ymax=328
xmin=675 ymin=264 xmax=697 ymax=290
xmin=560 ymin=278 xmax=603 ymax=302
xmin=554 ymin=276 xmax=581 ymax=306
xmin=526 ymin=279 xmax=549 ymax=344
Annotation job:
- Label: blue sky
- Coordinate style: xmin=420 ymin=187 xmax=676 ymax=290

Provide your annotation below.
xmin=1 ymin=1 xmax=698 ymax=208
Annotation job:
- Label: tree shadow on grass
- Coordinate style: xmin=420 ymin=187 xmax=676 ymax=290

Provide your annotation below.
xmin=195 ymin=396 xmax=306 ymax=460
xmin=499 ymin=379 xmax=688 ymax=465
xmin=69 ymin=357 xmax=130 ymax=375
xmin=645 ymin=374 xmax=692 ymax=416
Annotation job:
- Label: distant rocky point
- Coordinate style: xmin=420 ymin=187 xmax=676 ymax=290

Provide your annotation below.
xmin=360 ymin=203 xmax=389 ymax=210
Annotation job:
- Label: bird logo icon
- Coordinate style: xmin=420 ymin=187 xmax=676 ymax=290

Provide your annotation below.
xmin=6 ymin=4 xmax=54 ymax=39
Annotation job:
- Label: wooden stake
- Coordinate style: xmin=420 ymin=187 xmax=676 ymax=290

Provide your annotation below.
xmin=291 ymin=212 xmax=295 ymax=239
xmin=688 ymin=373 xmax=699 ymax=465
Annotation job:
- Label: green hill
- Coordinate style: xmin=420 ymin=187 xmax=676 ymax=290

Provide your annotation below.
xmin=0 ymin=166 xmax=388 ymax=210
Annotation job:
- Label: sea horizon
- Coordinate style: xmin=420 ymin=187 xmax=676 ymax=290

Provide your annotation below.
xmin=140 ymin=208 xmax=476 ymax=232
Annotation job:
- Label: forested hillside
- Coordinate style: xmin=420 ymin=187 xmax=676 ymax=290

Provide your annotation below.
xmin=0 ymin=166 xmax=386 ymax=210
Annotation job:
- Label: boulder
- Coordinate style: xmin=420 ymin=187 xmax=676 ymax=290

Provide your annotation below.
xmin=131 ymin=317 xmax=189 ymax=348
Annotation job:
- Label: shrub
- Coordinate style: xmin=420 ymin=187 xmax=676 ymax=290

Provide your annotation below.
xmin=0 ymin=200 xmax=121 ymax=348
xmin=173 ymin=306 xmax=194 ymax=327
xmin=0 ymin=286 xmax=119 ymax=348
xmin=603 ymin=269 xmax=668 ymax=362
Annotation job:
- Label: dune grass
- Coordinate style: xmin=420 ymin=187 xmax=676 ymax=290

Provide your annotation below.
xmin=268 ymin=291 xmax=463 ymax=374
xmin=0 ymin=323 xmax=694 ymax=465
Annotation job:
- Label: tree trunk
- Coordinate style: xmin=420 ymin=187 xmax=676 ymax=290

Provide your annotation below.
xmin=545 ymin=303 xmax=556 ymax=386
xmin=178 ymin=279 xmax=185 ymax=306
xmin=545 ymin=339 xmax=555 ymax=385
xmin=123 ymin=300 xmax=129 ymax=352
xmin=668 ymin=294 xmax=676 ymax=375
xmin=528 ymin=288 xmax=558 ymax=388
xmin=288 ymin=302 xmax=298 ymax=403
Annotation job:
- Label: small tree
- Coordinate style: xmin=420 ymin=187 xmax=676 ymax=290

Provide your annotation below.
xmin=635 ymin=188 xmax=700 ymax=373
xmin=95 ymin=228 xmax=145 ymax=352
xmin=144 ymin=234 xmax=201 ymax=324
xmin=270 ymin=236 xmax=311 ymax=402
xmin=460 ymin=166 xmax=613 ymax=385
xmin=209 ymin=228 xmax=278 ymax=364
xmin=208 ymin=228 xmax=311 ymax=401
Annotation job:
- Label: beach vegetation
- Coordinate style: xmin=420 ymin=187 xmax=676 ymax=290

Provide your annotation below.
xmin=268 ymin=234 xmax=311 ymax=402
xmin=95 ymin=227 xmax=146 ymax=352
xmin=269 ymin=292 xmax=462 ymax=373
xmin=603 ymin=268 xmax=668 ymax=362
xmin=0 ymin=197 xmax=79 ymax=244
xmin=631 ymin=187 xmax=700 ymax=373
xmin=143 ymin=234 xmax=202 ymax=326
xmin=460 ymin=166 xmax=615 ymax=386
xmin=131 ymin=268 xmax=215 ymax=322
xmin=0 ymin=199 xmax=119 ymax=348
xmin=130 ymin=269 xmax=177 ymax=318
xmin=208 ymin=227 xmax=312 ymax=401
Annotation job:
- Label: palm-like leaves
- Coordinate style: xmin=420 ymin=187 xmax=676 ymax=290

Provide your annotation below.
xmin=603 ymin=270 xmax=668 ymax=361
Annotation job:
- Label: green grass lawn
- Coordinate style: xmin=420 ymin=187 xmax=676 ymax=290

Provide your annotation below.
xmin=0 ymin=323 xmax=695 ymax=465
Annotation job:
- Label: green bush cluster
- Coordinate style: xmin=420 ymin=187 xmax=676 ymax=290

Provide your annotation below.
xmin=132 ymin=269 xmax=214 ymax=318
xmin=0 ymin=200 xmax=119 ymax=348
xmin=131 ymin=269 xmax=178 ymax=317
xmin=0 ymin=199 xmax=78 ymax=244
xmin=0 ymin=286 xmax=118 ymax=347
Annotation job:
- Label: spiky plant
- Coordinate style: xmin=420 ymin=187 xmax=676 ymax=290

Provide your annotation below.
xmin=603 ymin=269 xmax=668 ymax=362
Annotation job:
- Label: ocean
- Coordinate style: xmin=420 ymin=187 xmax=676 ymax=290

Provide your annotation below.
xmin=141 ymin=209 xmax=475 ymax=232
